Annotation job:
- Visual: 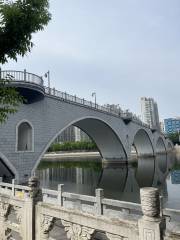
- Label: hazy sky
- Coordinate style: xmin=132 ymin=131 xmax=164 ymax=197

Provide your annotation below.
xmin=2 ymin=0 xmax=180 ymax=120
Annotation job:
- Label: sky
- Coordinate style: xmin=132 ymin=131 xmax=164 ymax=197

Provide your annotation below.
xmin=2 ymin=0 xmax=180 ymax=120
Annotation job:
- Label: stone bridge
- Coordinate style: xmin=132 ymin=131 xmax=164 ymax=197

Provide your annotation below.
xmin=0 ymin=70 xmax=173 ymax=183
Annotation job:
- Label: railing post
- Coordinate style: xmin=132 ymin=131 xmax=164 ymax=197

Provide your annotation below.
xmin=138 ymin=187 xmax=166 ymax=240
xmin=24 ymin=69 xmax=27 ymax=82
xmin=0 ymin=177 xmax=2 ymax=182
xmin=58 ymin=184 xmax=64 ymax=206
xmin=12 ymin=179 xmax=15 ymax=197
xmin=95 ymin=188 xmax=104 ymax=215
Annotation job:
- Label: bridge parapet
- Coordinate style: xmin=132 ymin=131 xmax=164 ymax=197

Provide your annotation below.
xmin=0 ymin=69 xmax=44 ymax=86
xmin=0 ymin=69 xmax=45 ymax=103
xmin=0 ymin=178 xmax=180 ymax=239
xmin=44 ymin=86 xmax=151 ymax=129
xmin=0 ymin=69 xmax=152 ymax=129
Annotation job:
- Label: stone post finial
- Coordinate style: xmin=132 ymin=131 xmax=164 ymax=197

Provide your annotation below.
xmin=140 ymin=187 xmax=160 ymax=221
xmin=28 ymin=176 xmax=42 ymax=200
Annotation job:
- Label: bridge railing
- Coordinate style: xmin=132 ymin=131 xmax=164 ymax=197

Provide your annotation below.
xmin=0 ymin=178 xmax=31 ymax=199
xmin=0 ymin=69 xmax=44 ymax=86
xmin=42 ymin=185 xmax=142 ymax=217
xmin=44 ymin=86 xmax=150 ymax=128
xmin=0 ymin=69 xmax=151 ymax=129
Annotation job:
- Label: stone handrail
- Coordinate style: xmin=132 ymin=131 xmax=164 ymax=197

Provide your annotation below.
xmin=42 ymin=185 xmax=141 ymax=216
xmin=0 ymin=179 xmax=31 ymax=199
xmin=0 ymin=178 xmax=180 ymax=239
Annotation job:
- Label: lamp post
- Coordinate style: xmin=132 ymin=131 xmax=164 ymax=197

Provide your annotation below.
xmin=44 ymin=71 xmax=50 ymax=88
xmin=92 ymin=92 xmax=96 ymax=108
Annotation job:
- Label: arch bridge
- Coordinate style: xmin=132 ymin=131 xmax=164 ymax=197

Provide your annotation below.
xmin=0 ymin=70 xmax=174 ymax=183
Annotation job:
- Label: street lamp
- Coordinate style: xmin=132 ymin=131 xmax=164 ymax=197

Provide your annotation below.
xmin=44 ymin=71 xmax=50 ymax=88
xmin=91 ymin=92 xmax=96 ymax=108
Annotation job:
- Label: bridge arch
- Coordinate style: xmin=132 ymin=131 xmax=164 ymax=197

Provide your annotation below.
xmin=167 ymin=141 xmax=173 ymax=150
xmin=16 ymin=119 xmax=34 ymax=152
xmin=0 ymin=151 xmax=17 ymax=181
xmin=156 ymin=137 xmax=166 ymax=154
xmin=32 ymin=116 xmax=128 ymax=174
xmin=132 ymin=129 xmax=154 ymax=157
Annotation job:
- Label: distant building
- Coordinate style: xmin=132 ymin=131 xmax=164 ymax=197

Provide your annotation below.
xmin=171 ymin=170 xmax=180 ymax=184
xmin=103 ymin=104 xmax=123 ymax=114
xmin=74 ymin=127 xmax=90 ymax=142
xmin=160 ymin=121 xmax=165 ymax=133
xmin=164 ymin=118 xmax=180 ymax=134
xmin=55 ymin=126 xmax=90 ymax=143
xmin=56 ymin=125 xmax=76 ymax=142
xmin=140 ymin=97 xmax=160 ymax=130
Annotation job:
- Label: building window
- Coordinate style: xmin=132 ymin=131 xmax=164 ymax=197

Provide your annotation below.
xmin=17 ymin=121 xmax=33 ymax=151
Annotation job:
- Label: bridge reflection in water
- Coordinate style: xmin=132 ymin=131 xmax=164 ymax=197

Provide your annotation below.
xmin=35 ymin=153 xmax=177 ymax=208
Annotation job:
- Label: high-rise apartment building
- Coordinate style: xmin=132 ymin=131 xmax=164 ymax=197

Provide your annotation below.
xmin=140 ymin=97 xmax=160 ymax=130
xmin=164 ymin=118 xmax=180 ymax=134
xmin=55 ymin=126 xmax=90 ymax=143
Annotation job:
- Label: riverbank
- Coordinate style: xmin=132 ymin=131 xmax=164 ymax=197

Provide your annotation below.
xmin=43 ymin=151 xmax=100 ymax=161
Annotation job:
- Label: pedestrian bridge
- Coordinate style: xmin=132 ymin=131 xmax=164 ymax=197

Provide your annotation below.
xmin=0 ymin=70 xmax=174 ymax=183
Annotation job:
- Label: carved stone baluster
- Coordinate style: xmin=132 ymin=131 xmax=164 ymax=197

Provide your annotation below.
xmin=0 ymin=202 xmax=10 ymax=240
xmin=138 ymin=187 xmax=166 ymax=240
xmin=13 ymin=206 xmax=22 ymax=225
xmin=41 ymin=215 xmax=55 ymax=240
xmin=61 ymin=220 xmax=95 ymax=240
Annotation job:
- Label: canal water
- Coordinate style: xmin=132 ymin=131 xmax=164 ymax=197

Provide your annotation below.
xmin=35 ymin=153 xmax=180 ymax=210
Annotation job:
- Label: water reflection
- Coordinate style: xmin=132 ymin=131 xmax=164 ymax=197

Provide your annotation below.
xmin=36 ymin=153 xmax=179 ymax=209
xmin=157 ymin=153 xmax=167 ymax=173
xmin=135 ymin=157 xmax=155 ymax=188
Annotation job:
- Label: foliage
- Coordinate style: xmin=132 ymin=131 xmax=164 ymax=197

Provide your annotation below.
xmin=48 ymin=141 xmax=98 ymax=152
xmin=167 ymin=132 xmax=179 ymax=145
xmin=0 ymin=0 xmax=51 ymax=63
xmin=0 ymin=0 xmax=51 ymax=122
xmin=0 ymin=78 xmax=23 ymax=123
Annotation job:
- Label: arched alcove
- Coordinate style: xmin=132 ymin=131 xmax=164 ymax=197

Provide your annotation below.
xmin=17 ymin=121 xmax=33 ymax=151
xmin=156 ymin=137 xmax=166 ymax=154
xmin=133 ymin=129 xmax=154 ymax=156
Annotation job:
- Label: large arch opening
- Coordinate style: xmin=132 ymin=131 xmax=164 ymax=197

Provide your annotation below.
xmin=156 ymin=137 xmax=166 ymax=154
xmin=17 ymin=121 xmax=33 ymax=151
xmin=133 ymin=129 xmax=154 ymax=157
xmin=35 ymin=117 xmax=127 ymax=194
xmin=74 ymin=118 xmax=127 ymax=161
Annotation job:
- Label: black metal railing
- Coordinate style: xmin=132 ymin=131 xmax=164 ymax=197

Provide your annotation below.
xmin=44 ymin=86 xmax=150 ymax=128
xmin=0 ymin=69 xmax=150 ymax=129
xmin=0 ymin=69 xmax=44 ymax=86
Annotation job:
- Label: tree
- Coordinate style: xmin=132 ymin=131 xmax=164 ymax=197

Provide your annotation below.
xmin=167 ymin=132 xmax=179 ymax=145
xmin=0 ymin=0 xmax=51 ymax=123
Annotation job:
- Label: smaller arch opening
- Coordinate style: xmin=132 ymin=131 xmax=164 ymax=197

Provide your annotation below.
xmin=156 ymin=137 xmax=166 ymax=154
xmin=17 ymin=121 xmax=33 ymax=151
xmin=167 ymin=142 xmax=173 ymax=150
xmin=133 ymin=129 xmax=154 ymax=157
